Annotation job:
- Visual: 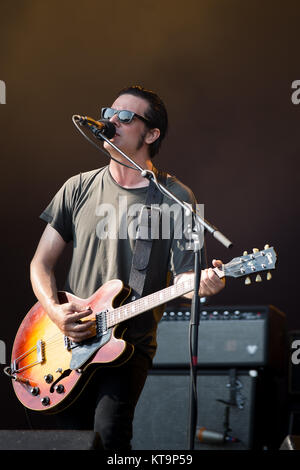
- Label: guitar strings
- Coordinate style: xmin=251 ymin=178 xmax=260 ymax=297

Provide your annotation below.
xmin=15 ymin=284 xmax=190 ymax=360
xmin=15 ymin=262 xmax=260 ymax=363
xmin=14 ymin=269 xmax=238 ymax=359
xmin=13 ymin=256 xmax=268 ymax=375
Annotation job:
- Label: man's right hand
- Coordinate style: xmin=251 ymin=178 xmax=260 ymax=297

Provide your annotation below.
xmin=48 ymin=302 xmax=96 ymax=343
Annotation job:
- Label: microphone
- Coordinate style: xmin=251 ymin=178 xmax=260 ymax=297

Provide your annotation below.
xmin=196 ymin=427 xmax=239 ymax=445
xmin=73 ymin=115 xmax=116 ymax=139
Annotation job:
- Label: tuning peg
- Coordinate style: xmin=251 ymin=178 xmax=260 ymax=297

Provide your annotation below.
xmin=264 ymin=244 xmax=270 ymax=250
xmin=253 ymin=248 xmax=259 ymax=253
xmin=243 ymin=251 xmax=248 ymax=256
xmin=267 ymin=271 xmax=272 ymax=280
xmin=245 ymin=276 xmax=251 ymax=285
xmin=255 ymin=274 xmax=262 ymax=282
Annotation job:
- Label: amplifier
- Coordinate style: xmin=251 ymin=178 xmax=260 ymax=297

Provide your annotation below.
xmin=153 ymin=305 xmax=286 ymax=369
xmin=133 ymin=369 xmax=259 ymax=450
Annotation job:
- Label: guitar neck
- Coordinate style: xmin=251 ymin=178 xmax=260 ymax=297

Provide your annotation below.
xmin=105 ymin=267 xmax=224 ymax=328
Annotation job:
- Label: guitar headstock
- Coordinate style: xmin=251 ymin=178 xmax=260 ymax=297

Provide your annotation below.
xmin=223 ymin=244 xmax=277 ymax=284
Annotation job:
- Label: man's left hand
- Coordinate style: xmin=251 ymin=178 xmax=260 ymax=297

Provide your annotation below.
xmin=199 ymin=259 xmax=225 ymax=297
xmin=174 ymin=259 xmax=225 ymax=299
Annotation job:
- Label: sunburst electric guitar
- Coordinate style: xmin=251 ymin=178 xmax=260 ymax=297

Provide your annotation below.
xmin=5 ymin=245 xmax=277 ymax=413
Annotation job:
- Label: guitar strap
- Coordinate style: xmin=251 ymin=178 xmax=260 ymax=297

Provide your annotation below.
xmin=128 ymin=169 xmax=168 ymax=298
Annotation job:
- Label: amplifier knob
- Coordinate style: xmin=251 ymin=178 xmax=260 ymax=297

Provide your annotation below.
xmin=249 ymin=370 xmax=258 ymax=377
xmin=201 ymin=311 xmax=208 ymax=316
xmin=223 ymin=310 xmax=230 ymax=316
xmin=234 ymin=310 xmax=241 ymax=316
xmin=177 ymin=311 xmax=183 ymax=317
xmin=212 ymin=310 xmax=219 ymax=316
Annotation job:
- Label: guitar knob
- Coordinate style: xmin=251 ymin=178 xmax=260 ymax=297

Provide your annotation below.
xmin=30 ymin=387 xmax=40 ymax=396
xmin=41 ymin=396 xmax=50 ymax=406
xmin=267 ymin=272 xmax=272 ymax=280
xmin=264 ymin=244 xmax=270 ymax=250
xmin=245 ymin=276 xmax=251 ymax=285
xmin=44 ymin=374 xmax=53 ymax=384
xmin=243 ymin=251 xmax=248 ymax=256
xmin=253 ymin=248 xmax=259 ymax=253
xmin=255 ymin=274 xmax=262 ymax=282
xmin=55 ymin=384 xmax=65 ymax=394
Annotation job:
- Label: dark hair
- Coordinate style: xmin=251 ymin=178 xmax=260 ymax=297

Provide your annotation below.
xmin=116 ymin=85 xmax=168 ymax=158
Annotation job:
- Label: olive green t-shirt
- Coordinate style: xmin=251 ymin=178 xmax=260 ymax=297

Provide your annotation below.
xmin=40 ymin=166 xmax=196 ymax=360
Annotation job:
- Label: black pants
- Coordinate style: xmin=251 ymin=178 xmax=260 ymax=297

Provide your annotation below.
xmin=53 ymin=351 xmax=150 ymax=450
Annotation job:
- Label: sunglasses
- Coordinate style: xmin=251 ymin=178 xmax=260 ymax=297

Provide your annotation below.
xmin=101 ymin=107 xmax=150 ymax=125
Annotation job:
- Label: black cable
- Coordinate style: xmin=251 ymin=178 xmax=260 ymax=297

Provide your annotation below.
xmin=23 ymin=406 xmax=34 ymax=430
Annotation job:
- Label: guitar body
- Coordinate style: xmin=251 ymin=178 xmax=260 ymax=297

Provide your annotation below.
xmin=11 ymin=279 xmax=133 ymax=413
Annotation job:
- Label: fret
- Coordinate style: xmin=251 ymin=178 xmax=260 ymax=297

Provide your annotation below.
xmin=103 ymin=249 xmax=278 ymax=328
xmin=106 ymin=277 xmax=194 ymax=328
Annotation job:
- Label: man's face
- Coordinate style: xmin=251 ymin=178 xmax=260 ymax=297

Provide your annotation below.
xmin=103 ymin=94 xmax=150 ymax=157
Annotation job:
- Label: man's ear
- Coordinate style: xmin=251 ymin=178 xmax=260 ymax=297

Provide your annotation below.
xmin=145 ymin=128 xmax=160 ymax=145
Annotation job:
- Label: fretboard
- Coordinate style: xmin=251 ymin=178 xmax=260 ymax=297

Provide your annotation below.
xmin=105 ymin=267 xmax=223 ymax=328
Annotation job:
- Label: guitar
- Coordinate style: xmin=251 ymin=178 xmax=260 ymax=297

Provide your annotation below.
xmin=6 ymin=245 xmax=277 ymax=413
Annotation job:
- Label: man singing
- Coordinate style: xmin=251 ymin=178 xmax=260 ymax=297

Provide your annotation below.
xmin=30 ymin=85 xmax=224 ymax=449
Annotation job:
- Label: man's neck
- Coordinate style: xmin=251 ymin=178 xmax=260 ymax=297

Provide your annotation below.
xmin=109 ymin=156 xmax=153 ymax=188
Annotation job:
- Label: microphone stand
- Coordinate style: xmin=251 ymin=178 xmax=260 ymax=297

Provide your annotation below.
xmin=74 ymin=120 xmax=233 ymax=449
xmin=187 ymin=215 xmax=203 ymax=450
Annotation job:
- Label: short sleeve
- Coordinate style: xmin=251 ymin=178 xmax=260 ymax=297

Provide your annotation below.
xmin=39 ymin=174 xmax=81 ymax=243
xmin=167 ymin=180 xmax=203 ymax=277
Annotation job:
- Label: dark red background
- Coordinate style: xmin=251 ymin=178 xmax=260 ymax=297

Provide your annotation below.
xmin=0 ymin=0 xmax=299 ymax=436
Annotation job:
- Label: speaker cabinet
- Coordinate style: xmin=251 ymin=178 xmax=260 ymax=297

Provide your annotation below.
xmin=0 ymin=430 xmax=102 ymax=450
xmin=132 ymin=369 xmax=260 ymax=450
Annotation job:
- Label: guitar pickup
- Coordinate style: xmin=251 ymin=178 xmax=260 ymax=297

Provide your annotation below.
xmin=96 ymin=310 xmax=108 ymax=336
xmin=64 ymin=336 xmax=79 ymax=351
